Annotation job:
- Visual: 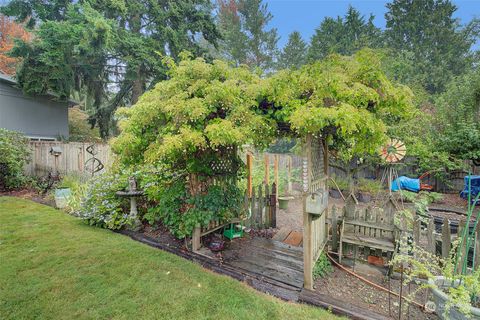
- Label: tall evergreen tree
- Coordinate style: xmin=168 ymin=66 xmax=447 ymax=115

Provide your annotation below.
xmin=217 ymin=0 xmax=248 ymax=64
xmin=1 ymin=0 xmax=220 ymax=138
xmin=278 ymin=31 xmax=307 ymax=70
xmin=308 ymin=6 xmax=382 ymax=62
xmin=385 ymin=0 xmax=479 ymax=94
xmin=216 ymin=0 xmax=279 ymax=70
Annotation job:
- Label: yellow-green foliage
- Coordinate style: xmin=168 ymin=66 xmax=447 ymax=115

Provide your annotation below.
xmin=68 ymin=107 xmax=101 ymax=142
xmin=113 ymin=49 xmax=414 ymax=168
xmin=112 ymin=55 xmax=275 ymax=168
xmin=262 ymin=49 xmax=415 ymax=160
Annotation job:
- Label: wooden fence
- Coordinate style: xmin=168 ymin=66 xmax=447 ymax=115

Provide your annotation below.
xmin=328 ymin=200 xmax=480 ymax=271
xmin=192 ymin=183 xmax=277 ymax=252
xmin=25 ymin=141 xmax=112 ymax=177
xmin=303 ymin=135 xmax=329 ymax=290
xmin=411 ymin=215 xmax=480 ymax=270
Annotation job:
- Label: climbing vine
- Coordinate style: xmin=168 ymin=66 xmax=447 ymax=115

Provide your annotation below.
xmin=110 ymin=49 xmax=414 ymax=237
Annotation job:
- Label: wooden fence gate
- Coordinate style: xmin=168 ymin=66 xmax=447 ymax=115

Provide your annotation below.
xmin=303 ymin=134 xmax=329 ymax=289
xmin=192 ymin=183 xmax=277 ymax=252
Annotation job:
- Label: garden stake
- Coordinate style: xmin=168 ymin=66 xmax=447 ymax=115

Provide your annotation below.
xmin=388 ymin=270 xmax=392 ymax=317
xmin=407 ymin=282 xmax=411 ymax=320
xmin=399 ymin=266 xmax=404 ymax=320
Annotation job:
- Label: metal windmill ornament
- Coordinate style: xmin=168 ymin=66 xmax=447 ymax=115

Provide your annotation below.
xmin=379 ymin=139 xmax=406 ymax=163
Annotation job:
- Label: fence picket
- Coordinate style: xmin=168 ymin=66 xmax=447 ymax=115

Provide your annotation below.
xmin=427 ymin=219 xmax=436 ymax=254
xmin=441 ymin=218 xmax=451 ymax=259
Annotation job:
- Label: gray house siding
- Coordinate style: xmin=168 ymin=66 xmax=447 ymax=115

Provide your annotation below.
xmin=0 ymin=81 xmax=69 ymax=140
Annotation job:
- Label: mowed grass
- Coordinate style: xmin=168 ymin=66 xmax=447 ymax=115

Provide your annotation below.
xmin=0 ymin=197 xmax=339 ymax=320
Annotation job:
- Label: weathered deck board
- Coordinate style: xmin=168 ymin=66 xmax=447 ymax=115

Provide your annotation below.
xmin=223 ymin=238 xmax=304 ymax=288
xmin=283 ymin=230 xmax=303 ymax=247
xmin=272 ymin=227 xmax=292 ymax=242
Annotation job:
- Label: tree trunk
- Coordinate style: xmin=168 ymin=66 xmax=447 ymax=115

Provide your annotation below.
xmin=129 ymin=13 xmax=145 ymax=105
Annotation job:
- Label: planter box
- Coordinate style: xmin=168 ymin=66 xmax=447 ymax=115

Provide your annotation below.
xmin=278 ymin=196 xmax=294 ymax=210
xmin=356 ymin=192 xmax=372 ymax=203
xmin=329 ymin=189 xmax=343 ymax=199
xmin=429 ymin=276 xmax=480 ymax=320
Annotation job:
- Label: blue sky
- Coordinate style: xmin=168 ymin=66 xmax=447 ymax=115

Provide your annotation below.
xmin=266 ymin=0 xmax=480 ymax=48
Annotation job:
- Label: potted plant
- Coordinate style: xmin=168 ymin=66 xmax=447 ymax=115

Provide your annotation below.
xmin=54 ymin=174 xmax=84 ymax=209
xmin=278 ymin=195 xmax=294 ymax=210
xmin=393 ymin=243 xmax=480 ymax=320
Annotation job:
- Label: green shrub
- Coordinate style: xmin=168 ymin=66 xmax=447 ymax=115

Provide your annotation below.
xmin=77 ymin=171 xmax=133 ymax=229
xmin=313 ymin=253 xmax=333 ymax=280
xmin=0 ymin=129 xmax=30 ymax=190
xmin=68 ymin=107 xmax=101 ymax=142
xmin=356 ymin=178 xmax=383 ymax=194
xmin=400 ymin=190 xmax=443 ymax=217
xmin=58 ymin=173 xmax=89 ymax=215
xmin=143 ymin=174 xmax=245 ymax=239
xmin=328 ymin=174 xmax=350 ymax=191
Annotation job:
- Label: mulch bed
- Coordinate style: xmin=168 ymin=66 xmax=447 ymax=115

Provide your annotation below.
xmin=315 ymin=265 xmax=439 ymax=320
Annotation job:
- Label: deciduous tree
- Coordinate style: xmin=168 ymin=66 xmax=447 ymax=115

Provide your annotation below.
xmin=0 ymin=15 xmax=30 ymax=75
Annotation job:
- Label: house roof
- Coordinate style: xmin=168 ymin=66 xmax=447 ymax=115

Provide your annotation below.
xmin=0 ymin=73 xmax=17 ymax=85
xmin=0 ymin=73 xmax=79 ymax=105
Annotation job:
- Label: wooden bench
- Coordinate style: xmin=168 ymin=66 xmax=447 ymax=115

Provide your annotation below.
xmin=338 ymin=196 xmax=398 ymax=264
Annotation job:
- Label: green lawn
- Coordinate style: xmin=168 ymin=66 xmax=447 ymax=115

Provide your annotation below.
xmin=0 ymin=196 xmax=338 ymax=320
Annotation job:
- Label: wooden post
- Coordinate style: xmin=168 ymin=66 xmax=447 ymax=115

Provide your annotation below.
xmin=303 ymin=135 xmax=313 ymax=290
xmin=192 ymin=224 xmax=201 ymax=252
xmin=323 ymin=139 xmax=329 ymax=176
xmin=257 ymin=185 xmax=263 ymax=227
xmin=244 ymin=191 xmax=250 ymax=228
xmin=274 ymin=154 xmax=279 ymax=200
xmin=270 ymin=183 xmax=277 ymax=228
xmin=264 ymin=154 xmax=270 ymax=185
xmin=427 ymin=219 xmax=436 ymax=255
xmin=247 ymin=153 xmax=253 ymax=197
xmin=287 ymin=155 xmax=293 ymax=194
xmin=265 ymin=183 xmax=270 ymax=227
xmin=413 ymin=217 xmax=421 ymax=247
xmin=331 ymin=206 xmax=338 ymax=252
xmin=442 ymin=218 xmax=451 ymax=259
xmin=303 ymin=200 xmax=313 ymax=290
xmin=250 ymin=187 xmax=256 ymax=227
xmin=458 ymin=220 xmax=467 ymax=273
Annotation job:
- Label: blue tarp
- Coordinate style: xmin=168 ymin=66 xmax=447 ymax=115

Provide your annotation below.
xmin=391 ymin=176 xmax=420 ymax=192
xmin=460 ymin=176 xmax=480 ymax=202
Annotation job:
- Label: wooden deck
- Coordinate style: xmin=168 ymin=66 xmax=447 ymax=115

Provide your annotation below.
xmin=222 ymin=237 xmax=304 ymax=288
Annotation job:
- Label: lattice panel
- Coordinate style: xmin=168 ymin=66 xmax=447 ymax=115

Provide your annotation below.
xmin=310 ymin=135 xmax=325 ymax=183
xmin=209 ymin=146 xmax=239 ymax=175
xmin=303 ymin=135 xmax=326 ymax=193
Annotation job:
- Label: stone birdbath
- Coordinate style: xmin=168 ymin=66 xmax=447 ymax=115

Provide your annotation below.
xmin=116 ymin=177 xmax=144 ymax=231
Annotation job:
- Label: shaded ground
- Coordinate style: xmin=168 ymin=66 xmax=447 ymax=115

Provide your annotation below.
xmin=275 ymin=194 xmax=442 ymax=319
xmin=0 ymin=196 xmax=339 ymax=320
xmin=315 ymin=265 xmax=438 ymax=320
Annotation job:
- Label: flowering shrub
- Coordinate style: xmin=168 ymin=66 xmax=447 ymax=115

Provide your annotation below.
xmin=0 ymin=128 xmax=30 ymax=190
xmin=78 ymin=171 xmax=133 ymax=230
